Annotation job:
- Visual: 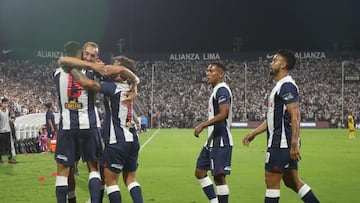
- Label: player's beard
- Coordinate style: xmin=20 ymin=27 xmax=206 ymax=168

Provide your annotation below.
xmin=269 ymin=66 xmax=280 ymax=76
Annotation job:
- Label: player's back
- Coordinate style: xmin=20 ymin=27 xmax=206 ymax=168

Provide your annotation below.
xmin=54 ymin=68 xmax=100 ymax=130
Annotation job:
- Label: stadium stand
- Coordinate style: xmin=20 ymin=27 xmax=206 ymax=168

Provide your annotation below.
xmin=0 ymin=57 xmax=359 ymax=142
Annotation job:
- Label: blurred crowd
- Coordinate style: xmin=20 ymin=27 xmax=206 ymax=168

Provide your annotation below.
xmin=0 ymin=60 xmax=57 ymax=117
xmin=0 ymin=57 xmax=359 ymax=128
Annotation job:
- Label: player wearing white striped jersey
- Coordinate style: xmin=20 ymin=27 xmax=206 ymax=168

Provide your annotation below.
xmin=70 ymin=56 xmax=143 ymax=203
xmin=54 ymin=41 xmax=106 ymax=203
xmin=194 ymin=63 xmax=232 ymax=203
xmin=243 ymin=49 xmax=319 ymax=203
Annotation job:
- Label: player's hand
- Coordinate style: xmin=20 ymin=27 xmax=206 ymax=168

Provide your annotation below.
xmin=91 ymin=62 xmax=106 ymax=76
xmin=290 ymin=142 xmax=301 ymax=161
xmin=194 ymin=124 xmax=204 ymax=138
xmin=242 ymin=134 xmax=255 ymax=146
xmin=122 ymin=91 xmax=137 ymax=106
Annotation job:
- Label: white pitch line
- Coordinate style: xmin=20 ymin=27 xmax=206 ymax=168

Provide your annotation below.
xmin=140 ymin=128 xmax=160 ymax=152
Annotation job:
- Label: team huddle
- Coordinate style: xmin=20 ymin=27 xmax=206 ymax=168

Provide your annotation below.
xmin=54 ymin=41 xmax=142 ymax=203
xmin=53 ymin=41 xmax=320 ymax=203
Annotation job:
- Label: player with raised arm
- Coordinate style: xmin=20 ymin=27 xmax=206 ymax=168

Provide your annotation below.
xmin=70 ymin=56 xmax=143 ymax=203
xmin=54 ymin=41 xmax=105 ymax=203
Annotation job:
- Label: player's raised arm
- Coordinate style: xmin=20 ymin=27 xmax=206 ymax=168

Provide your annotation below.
xmin=105 ymin=65 xmax=140 ymax=91
xmin=58 ymin=56 xmax=106 ymax=75
xmin=70 ymin=69 xmax=101 ymax=92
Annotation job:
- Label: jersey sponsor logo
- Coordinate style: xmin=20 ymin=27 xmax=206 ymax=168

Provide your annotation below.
xmin=218 ymin=95 xmax=227 ymax=103
xmin=65 ymin=100 xmax=83 ymax=110
xmin=56 ymin=154 xmax=68 ymax=162
xmin=282 ymin=92 xmax=294 ymax=101
xmin=110 ymin=164 xmax=124 ymax=170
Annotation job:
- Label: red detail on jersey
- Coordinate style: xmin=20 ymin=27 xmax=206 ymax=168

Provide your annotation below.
xmin=273 ymin=166 xmax=279 ymax=173
xmin=67 ymin=74 xmax=82 ymax=98
xmin=103 ymin=162 xmax=108 ymax=169
xmin=127 ymin=104 xmax=133 ymax=120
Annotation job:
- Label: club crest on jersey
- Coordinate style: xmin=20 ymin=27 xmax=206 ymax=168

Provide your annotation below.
xmin=65 ymin=99 xmax=83 ymax=110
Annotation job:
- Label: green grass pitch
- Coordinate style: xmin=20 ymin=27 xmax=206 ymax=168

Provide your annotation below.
xmin=0 ymin=128 xmax=359 ymax=203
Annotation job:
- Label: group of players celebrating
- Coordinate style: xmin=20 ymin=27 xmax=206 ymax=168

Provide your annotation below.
xmin=54 ymin=41 xmax=142 ymax=203
xmin=53 ymin=41 xmax=320 ymax=203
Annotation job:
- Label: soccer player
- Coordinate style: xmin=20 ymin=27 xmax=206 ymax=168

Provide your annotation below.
xmin=70 ymin=56 xmax=143 ymax=203
xmin=194 ymin=63 xmax=233 ymax=203
xmin=59 ymin=41 xmax=120 ymax=203
xmin=348 ymin=114 xmax=355 ymax=139
xmin=242 ymin=49 xmax=320 ymax=203
xmin=45 ymin=102 xmax=56 ymax=153
xmin=54 ymin=41 xmax=105 ymax=203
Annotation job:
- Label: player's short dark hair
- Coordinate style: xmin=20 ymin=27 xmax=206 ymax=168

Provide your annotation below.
xmin=112 ymin=55 xmax=136 ymax=72
xmin=45 ymin=102 xmax=52 ymax=109
xmin=64 ymin=41 xmax=81 ymax=57
xmin=277 ymin=49 xmax=296 ymax=70
xmin=210 ymin=62 xmax=226 ymax=72
xmin=1 ymin=97 xmax=8 ymax=103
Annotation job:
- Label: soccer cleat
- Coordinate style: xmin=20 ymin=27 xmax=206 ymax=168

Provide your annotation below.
xmin=8 ymin=159 xmax=18 ymax=164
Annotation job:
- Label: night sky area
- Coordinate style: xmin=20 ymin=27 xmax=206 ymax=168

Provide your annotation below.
xmin=0 ymin=0 xmax=359 ymax=54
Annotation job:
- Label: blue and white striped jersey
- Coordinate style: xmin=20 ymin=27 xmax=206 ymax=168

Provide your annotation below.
xmin=206 ymin=82 xmax=233 ymax=147
xmin=54 ymin=68 xmax=101 ymax=130
xmin=99 ymin=81 xmax=135 ymax=145
xmin=266 ymin=75 xmax=299 ymax=149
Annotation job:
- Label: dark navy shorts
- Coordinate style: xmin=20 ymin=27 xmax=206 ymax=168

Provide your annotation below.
xmin=265 ymin=148 xmax=298 ymax=173
xmin=101 ymin=140 xmax=140 ymax=174
xmin=55 ymin=128 xmax=101 ymax=166
xmin=196 ymin=146 xmax=232 ymax=176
